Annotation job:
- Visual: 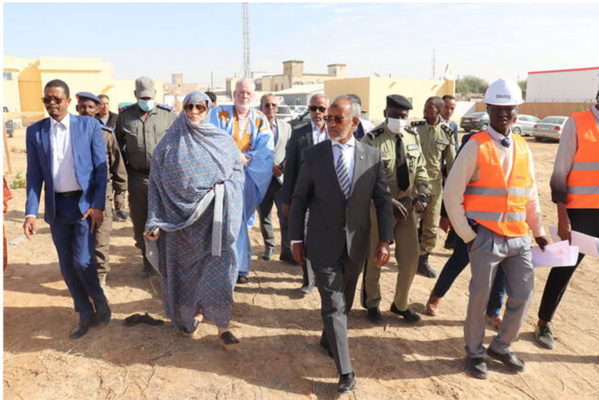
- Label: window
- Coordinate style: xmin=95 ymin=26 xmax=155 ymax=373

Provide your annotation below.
xmin=3 ymin=72 xmax=12 ymax=81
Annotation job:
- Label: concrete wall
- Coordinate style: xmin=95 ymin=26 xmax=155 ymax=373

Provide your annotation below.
xmin=527 ymin=67 xmax=599 ymax=103
xmin=475 ymin=101 xmax=595 ymax=119
xmin=325 ymin=77 xmax=455 ymax=124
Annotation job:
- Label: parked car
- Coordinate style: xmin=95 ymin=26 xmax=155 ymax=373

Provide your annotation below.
xmin=276 ymin=105 xmax=294 ymax=122
xmin=3 ymin=106 xmax=14 ymax=138
xmin=512 ymin=114 xmax=541 ymax=136
xmin=532 ymin=116 xmax=569 ymax=142
xmin=289 ymin=111 xmax=311 ymax=127
xmin=460 ymin=112 xmax=489 ymax=132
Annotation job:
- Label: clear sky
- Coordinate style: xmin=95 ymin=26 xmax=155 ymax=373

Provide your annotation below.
xmin=3 ymin=2 xmax=599 ymax=88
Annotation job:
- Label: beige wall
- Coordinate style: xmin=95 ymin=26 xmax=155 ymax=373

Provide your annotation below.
xmin=3 ymin=56 xmax=21 ymax=113
xmin=325 ymin=77 xmax=455 ymax=124
xmin=475 ymin=101 xmax=595 ymax=119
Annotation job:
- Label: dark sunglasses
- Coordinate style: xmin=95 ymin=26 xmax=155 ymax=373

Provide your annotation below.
xmin=263 ymin=103 xmax=278 ymax=109
xmin=323 ymin=115 xmax=351 ymax=124
xmin=42 ymin=97 xmax=66 ymax=105
xmin=184 ymin=104 xmax=207 ymax=112
xmin=309 ymin=106 xmax=327 ymax=113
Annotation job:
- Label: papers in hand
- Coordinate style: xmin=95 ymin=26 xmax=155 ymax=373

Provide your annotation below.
xmin=549 ymin=226 xmax=599 ymax=258
xmin=531 ymin=240 xmax=579 ymax=267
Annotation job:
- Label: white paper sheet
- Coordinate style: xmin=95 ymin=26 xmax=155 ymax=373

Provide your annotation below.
xmin=549 ymin=226 xmax=599 ymax=258
xmin=531 ymin=240 xmax=579 ymax=267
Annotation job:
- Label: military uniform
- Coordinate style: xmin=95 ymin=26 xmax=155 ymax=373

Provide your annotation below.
xmin=114 ymin=103 xmax=176 ymax=265
xmin=361 ymin=122 xmax=429 ymax=311
xmin=413 ymin=119 xmax=456 ymax=257
xmin=95 ymin=124 xmax=127 ymax=280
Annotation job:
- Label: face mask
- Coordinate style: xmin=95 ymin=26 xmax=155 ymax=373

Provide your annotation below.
xmin=138 ymin=99 xmax=155 ymax=112
xmin=387 ymin=118 xmax=407 ymax=134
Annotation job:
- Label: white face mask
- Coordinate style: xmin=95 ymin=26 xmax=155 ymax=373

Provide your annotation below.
xmin=387 ymin=118 xmax=407 ymax=134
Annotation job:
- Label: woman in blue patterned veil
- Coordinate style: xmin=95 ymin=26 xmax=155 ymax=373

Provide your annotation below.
xmin=145 ymin=91 xmax=244 ymax=345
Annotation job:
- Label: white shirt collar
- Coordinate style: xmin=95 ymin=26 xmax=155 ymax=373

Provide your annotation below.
xmin=487 ymin=125 xmax=511 ymax=142
xmin=50 ymin=113 xmax=71 ymax=130
xmin=311 ymin=120 xmax=326 ymax=134
xmin=332 ymin=135 xmax=356 ymax=148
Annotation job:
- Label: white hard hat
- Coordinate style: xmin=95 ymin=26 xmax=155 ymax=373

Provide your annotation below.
xmin=484 ymin=78 xmax=524 ymax=106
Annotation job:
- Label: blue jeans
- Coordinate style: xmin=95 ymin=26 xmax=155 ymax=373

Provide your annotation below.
xmin=431 ymin=234 xmax=506 ymax=318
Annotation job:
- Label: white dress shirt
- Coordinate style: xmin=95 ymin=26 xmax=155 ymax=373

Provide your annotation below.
xmin=332 ymin=136 xmax=356 ymax=190
xmin=50 ymin=113 xmax=82 ymax=193
xmin=311 ymin=121 xmax=328 ymax=144
xmin=444 ymin=125 xmax=545 ymax=243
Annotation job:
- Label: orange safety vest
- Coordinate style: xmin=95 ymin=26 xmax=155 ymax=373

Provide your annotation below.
xmin=566 ymin=110 xmax=599 ymax=209
xmin=463 ymin=131 xmax=533 ymax=237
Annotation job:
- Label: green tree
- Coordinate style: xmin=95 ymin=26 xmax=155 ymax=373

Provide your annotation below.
xmin=518 ymin=79 xmax=527 ymax=100
xmin=457 ymin=75 xmax=489 ymax=94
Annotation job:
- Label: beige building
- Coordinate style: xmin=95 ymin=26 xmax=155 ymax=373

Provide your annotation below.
xmin=3 ymin=55 xmax=164 ymax=117
xmin=261 ymin=60 xmax=346 ymax=93
xmin=325 ymin=77 xmax=455 ymax=124
xmin=163 ymin=73 xmax=200 ymax=99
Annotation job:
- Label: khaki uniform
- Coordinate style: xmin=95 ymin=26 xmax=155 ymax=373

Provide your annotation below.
xmin=413 ymin=119 xmax=456 ymax=256
xmin=95 ymin=125 xmax=128 ymax=276
xmin=361 ymin=123 xmax=430 ymax=310
xmin=115 ymin=104 xmax=176 ymax=253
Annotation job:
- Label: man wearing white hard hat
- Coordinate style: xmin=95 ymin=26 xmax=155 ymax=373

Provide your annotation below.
xmin=534 ymin=73 xmax=599 ymax=350
xmin=444 ymin=78 xmax=548 ymax=379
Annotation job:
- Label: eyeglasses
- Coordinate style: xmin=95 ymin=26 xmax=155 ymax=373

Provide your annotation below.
xmin=324 ymin=115 xmax=351 ymax=124
xmin=263 ymin=103 xmax=278 ymax=109
xmin=41 ymin=97 xmax=66 ymax=105
xmin=309 ymin=106 xmax=327 ymax=113
xmin=184 ymin=104 xmax=207 ymax=112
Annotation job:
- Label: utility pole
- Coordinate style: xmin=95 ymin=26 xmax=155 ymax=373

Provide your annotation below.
xmin=240 ymin=3 xmax=251 ymax=79
xmin=431 ymin=48 xmax=436 ymax=80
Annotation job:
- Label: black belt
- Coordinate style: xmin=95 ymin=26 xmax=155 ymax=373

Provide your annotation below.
xmin=56 ymin=190 xmax=83 ymax=197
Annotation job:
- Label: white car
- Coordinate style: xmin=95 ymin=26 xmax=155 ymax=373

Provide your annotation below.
xmin=512 ymin=114 xmax=541 ymax=136
xmin=532 ymin=116 xmax=569 ymax=142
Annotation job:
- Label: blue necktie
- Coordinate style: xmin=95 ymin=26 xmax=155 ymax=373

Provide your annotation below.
xmin=335 ymin=145 xmax=351 ymax=199
xmin=500 ymin=137 xmax=510 ymax=148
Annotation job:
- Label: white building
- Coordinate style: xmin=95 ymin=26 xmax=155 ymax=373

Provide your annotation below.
xmin=527 ymin=66 xmax=599 ymax=102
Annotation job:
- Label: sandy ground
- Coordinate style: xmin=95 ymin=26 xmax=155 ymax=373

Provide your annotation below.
xmin=3 ymin=127 xmax=599 ymax=400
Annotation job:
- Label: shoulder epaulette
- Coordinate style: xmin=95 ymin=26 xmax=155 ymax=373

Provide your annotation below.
xmin=440 ymin=124 xmax=452 ymax=135
xmin=100 ymin=124 xmax=114 ymax=133
xmin=157 ymin=104 xmax=173 ymax=111
xmin=404 ymin=125 xmax=417 ymax=134
xmin=118 ymin=104 xmax=134 ymax=113
xmin=411 ymin=120 xmax=425 ymax=127
xmin=366 ymin=127 xmax=385 ymax=140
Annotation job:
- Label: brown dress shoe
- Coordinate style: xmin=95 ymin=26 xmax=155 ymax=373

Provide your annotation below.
xmin=426 ymin=295 xmax=442 ymax=316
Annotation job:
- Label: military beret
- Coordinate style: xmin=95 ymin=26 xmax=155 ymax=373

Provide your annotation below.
xmin=76 ymin=92 xmax=101 ymax=104
xmin=386 ymin=95 xmax=413 ymax=110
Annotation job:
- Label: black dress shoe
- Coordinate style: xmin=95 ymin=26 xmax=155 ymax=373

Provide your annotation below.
xmin=417 ymin=254 xmax=438 ymax=278
xmin=486 ymin=348 xmax=525 ymax=372
xmin=465 ymin=356 xmax=488 ymax=379
xmin=69 ymin=317 xmax=97 ymax=339
xmin=236 ymin=275 xmax=249 ymax=284
xmin=300 ymin=283 xmax=314 ymax=295
xmin=219 ymin=331 xmax=240 ymax=346
xmin=338 ymin=372 xmax=356 ymax=394
xmin=319 ymin=333 xmax=333 ymax=359
xmin=261 ymin=248 xmax=275 ymax=260
xmin=367 ymin=307 xmax=382 ymax=324
xmin=280 ymin=251 xmax=299 ymax=265
xmin=95 ymin=302 xmax=111 ymax=326
xmin=390 ymin=303 xmax=421 ymax=322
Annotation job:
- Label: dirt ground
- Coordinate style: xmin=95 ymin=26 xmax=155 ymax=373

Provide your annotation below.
xmin=3 ymin=127 xmax=598 ymax=400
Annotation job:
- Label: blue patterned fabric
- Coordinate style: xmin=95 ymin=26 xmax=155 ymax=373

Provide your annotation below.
xmin=209 ymin=105 xmax=274 ymax=277
xmin=146 ymin=91 xmax=244 ymax=331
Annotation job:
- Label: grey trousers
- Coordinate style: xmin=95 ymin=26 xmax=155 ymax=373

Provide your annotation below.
xmin=312 ymin=247 xmax=363 ymax=375
xmin=127 ymin=169 xmax=149 ymax=253
xmin=258 ymin=177 xmax=291 ymax=255
xmin=95 ymin=197 xmax=113 ymax=275
xmin=465 ymin=225 xmax=534 ymax=358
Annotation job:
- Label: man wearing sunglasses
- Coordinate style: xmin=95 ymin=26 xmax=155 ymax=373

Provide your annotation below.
xmin=24 ymin=79 xmax=110 ymax=339
xmin=114 ymin=76 xmax=176 ymax=278
xmin=282 ymin=93 xmax=329 ymax=294
xmin=257 ymin=94 xmax=294 ymax=264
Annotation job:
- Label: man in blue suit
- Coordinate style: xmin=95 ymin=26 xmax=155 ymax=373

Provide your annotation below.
xmin=23 ymin=79 xmax=111 ymax=339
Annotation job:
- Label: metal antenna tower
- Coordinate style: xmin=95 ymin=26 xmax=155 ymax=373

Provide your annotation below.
xmin=240 ymin=3 xmax=251 ymax=79
xmin=431 ymin=48 xmax=436 ymax=80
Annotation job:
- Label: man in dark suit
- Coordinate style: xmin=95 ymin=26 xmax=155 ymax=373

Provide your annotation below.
xmin=282 ymin=93 xmax=329 ymax=293
xmin=289 ymin=95 xmax=393 ymax=393
xmin=24 ymin=79 xmax=111 ymax=339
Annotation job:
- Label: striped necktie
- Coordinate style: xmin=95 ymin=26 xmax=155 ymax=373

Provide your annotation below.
xmin=335 ymin=144 xmax=351 ymax=199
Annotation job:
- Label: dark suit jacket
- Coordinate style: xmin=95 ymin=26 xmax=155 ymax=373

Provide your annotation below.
xmin=96 ymin=111 xmax=117 ymax=129
xmin=281 ymin=121 xmax=313 ymax=203
xmin=25 ymin=114 xmax=108 ymax=224
xmin=289 ymin=140 xmax=393 ymax=265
